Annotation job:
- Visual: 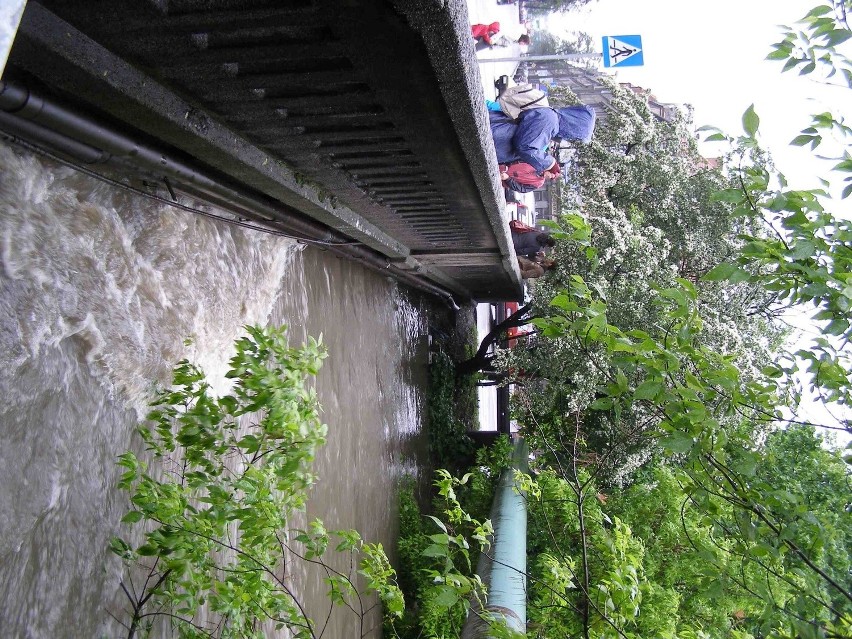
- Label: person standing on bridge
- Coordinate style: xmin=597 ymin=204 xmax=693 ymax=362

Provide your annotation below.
xmin=517 ymin=255 xmax=556 ymax=279
xmin=491 ymin=22 xmax=531 ymax=49
xmin=511 ymin=225 xmax=556 ymax=259
xmin=489 ymin=104 xmax=596 ymax=174
xmin=499 ymin=160 xmax=560 ymax=194
xmin=471 ymin=22 xmax=501 ymax=48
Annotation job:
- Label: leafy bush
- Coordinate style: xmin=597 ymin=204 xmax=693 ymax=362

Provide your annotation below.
xmin=390 ymin=436 xmax=514 ymax=639
xmin=427 ymin=351 xmax=474 ymax=469
xmin=111 ymin=325 xmax=403 ymax=638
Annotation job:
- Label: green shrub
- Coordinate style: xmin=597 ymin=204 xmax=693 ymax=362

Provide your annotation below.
xmin=389 ymin=436 xmax=514 ymax=639
xmin=111 ymin=325 xmax=403 ymax=638
xmin=427 ymin=351 xmax=474 ymax=469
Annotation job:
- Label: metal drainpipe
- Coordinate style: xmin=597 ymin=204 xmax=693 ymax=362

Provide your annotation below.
xmin=0 ymin=79 xmax=334 ymax=234
xmin=0 ymin=79 xmax=461 ymax=307
xmin=325 ymin=241 xmax=461 ymax=309
xmin=461 ymin=438 xmax=528 ymax=638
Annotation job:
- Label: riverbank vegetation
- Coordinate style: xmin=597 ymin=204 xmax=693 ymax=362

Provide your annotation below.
xmin=390 ymin=322 xmax=514 ymax=638
xmin=452 ymin=3 xmax=852 ymax=637
xmin=390 ymin=449 xmax=510 ymax=639
xmin=110 ymin=325 xmax=405 ymax=638
xmin=426 ymin=350 xmax=476 ymax=470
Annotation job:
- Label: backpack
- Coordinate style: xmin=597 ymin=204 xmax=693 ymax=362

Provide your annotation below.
xmin=509 ymin=219 xmax=537 ymax=234
xmin=498 ymin=83 xmax=550 ymax=119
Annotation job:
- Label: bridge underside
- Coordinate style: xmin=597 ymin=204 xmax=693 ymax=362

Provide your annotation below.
xmin=1 ymin=0 xmax=523 ymax=302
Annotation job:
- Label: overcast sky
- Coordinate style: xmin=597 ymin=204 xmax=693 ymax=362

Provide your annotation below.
xmin=545 ymin=0 xmax=850 ymax=196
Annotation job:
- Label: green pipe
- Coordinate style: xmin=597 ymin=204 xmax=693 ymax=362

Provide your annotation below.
xmin=462 ymin=438 xmax=528 ymax=638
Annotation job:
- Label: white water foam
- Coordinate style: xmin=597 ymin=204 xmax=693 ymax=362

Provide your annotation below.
xmin=0 ymin=141 xmax=299 ymax=414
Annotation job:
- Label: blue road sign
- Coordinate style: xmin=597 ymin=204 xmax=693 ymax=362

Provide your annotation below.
xmin=602 ymin=35 xmax=644 ymax=68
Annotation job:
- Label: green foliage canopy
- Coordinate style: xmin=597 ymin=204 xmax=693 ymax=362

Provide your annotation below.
xmin=492 ymin=3 xmax=852 ymax=638
xmin=111 ymin=326 xmax=404 ymax=638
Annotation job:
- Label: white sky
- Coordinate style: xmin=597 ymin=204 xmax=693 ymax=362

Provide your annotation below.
xmin=544 ymin=0 xmax=851 ymax=197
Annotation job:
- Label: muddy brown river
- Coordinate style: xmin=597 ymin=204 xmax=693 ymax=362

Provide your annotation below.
xmin=0 ymin=140 xmax=435 ymax=638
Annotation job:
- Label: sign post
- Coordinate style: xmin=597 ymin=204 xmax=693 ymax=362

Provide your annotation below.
xmin=602 ymin=35 xmax=644 ymax=68
xmin=481 ymin=36 xmax=645 ymax=68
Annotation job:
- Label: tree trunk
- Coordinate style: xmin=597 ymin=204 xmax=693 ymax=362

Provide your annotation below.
xmin=455 ymin=303 xmax=534 ymax=377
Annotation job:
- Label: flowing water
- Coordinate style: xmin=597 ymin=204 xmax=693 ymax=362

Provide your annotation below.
xmin=0 ymin=140 xmax=432 ymax=638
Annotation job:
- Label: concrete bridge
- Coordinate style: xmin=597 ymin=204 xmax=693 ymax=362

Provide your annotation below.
xmin=0 ymin=0 xmax=523 ymax=303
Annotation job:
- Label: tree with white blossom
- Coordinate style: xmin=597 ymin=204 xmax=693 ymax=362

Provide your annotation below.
xmin=460 ymin=4 xmax=852 ymax=638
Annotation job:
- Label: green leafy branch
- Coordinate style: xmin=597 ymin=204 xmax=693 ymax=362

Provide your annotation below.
xmin=110 ymin=325 xmax=403 ymax=639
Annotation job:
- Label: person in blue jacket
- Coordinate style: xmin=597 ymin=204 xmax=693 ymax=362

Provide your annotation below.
xmin=489 ymin=105 xmax=596 ymax=173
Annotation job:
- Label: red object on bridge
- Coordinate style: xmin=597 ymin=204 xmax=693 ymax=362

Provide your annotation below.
xmin=504 ymin=301 xmax=530 ymax=349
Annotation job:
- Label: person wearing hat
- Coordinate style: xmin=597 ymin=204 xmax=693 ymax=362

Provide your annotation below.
xmin=471 ymin=22 xmax=501 ymax=47
xmin=517 ymin=255 xmax=557 ymax=279
xmin=512 ymin=230 xmax=556 ymax=260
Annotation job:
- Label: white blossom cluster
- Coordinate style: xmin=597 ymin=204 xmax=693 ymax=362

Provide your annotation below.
xmin=506 ymin=80 xmax=786 ymax=485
